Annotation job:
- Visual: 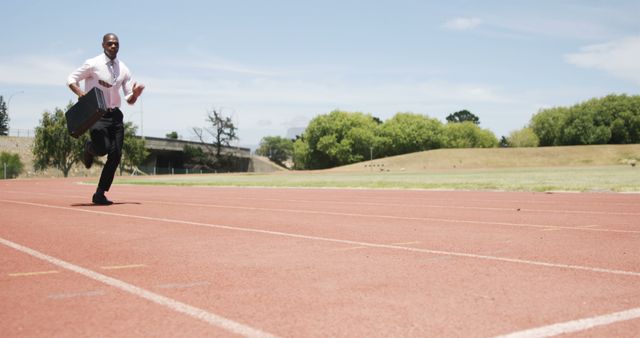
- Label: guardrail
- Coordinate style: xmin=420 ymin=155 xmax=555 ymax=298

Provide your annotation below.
xmin=136 ymin=166 xmax=227 ymax=176
xmin=4 ymin=129 xmax=34 ymax=137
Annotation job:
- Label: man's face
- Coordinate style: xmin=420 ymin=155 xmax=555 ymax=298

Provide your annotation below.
xmin=102 ymin=35 xmax=119 ymax=59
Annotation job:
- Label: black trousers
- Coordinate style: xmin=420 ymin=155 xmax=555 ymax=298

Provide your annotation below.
xmin=88 ymin=108 xmax=124 ymax=192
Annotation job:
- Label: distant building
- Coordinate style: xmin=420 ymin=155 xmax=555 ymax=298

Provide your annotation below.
xmin=141 ymin=136 xmax=251 ymax=172
xmin=286 ymin=127 xmax=305 ymax=140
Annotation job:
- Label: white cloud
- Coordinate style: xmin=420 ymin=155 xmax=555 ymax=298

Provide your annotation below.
xmin=443 ymin=17 xmax=483 ymax=31
xmin=565 ymin=36 xmax=640 ymax=85
xmin=1 ymin=51 xmax=516 ymax=145
xmin=176 ymin=60 xmax=279 ymax=77
xmin=145 ymin=74 xmax=510 ymax=108
xmin=491 ymin=18 xmax=612 ymax=40
xmin=0 ymin=55 xmax=76 ymax=86
xmin=131 ymin=71 xmax=516 ymax=145
xmin=178 ymin=47 xmax=280 ymax=77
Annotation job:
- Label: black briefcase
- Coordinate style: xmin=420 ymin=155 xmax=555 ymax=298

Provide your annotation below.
xmin=65 ymin=87 xmax=107 ymax=138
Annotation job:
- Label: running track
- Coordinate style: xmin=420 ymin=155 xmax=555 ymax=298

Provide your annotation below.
xmin=1 ymin=178 xmax=639 ymax=337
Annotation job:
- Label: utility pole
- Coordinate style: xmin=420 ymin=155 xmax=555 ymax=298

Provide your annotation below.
xmin=7 ymin=91 xmax=24 ymax=108
xmin=140 ymin=102 xmax=144 ymax=141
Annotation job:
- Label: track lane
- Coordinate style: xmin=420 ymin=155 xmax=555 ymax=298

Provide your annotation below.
xmin=0 ymin=241 xmax=267 ymax=338
xmin=3 ymin=202 xmax=640 ymax=337
xmin=4 ymin=184 xmax=638 ymax=273
xmin=1 ymin=179 xmax=639 ymax=336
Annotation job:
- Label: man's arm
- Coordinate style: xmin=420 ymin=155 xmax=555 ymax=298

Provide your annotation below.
xmin=68 ymin=83 xmax=85 ymax=97
xmin=67 ymin=60 xmax=91 ymax=98
xmin=126 ymin=82 xmax=145 ymax=105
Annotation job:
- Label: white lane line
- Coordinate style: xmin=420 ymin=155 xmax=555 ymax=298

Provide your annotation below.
xmin=333 ymin=246 xmax=367 ymax=252
xmin=108 ymin=187 xmax=640 ymax=215
xmin=0 ymin=237 xmax=276 ymax=338
xmin=2 ymin=192 xmax=638 ymax=234
xmin=9 ymin=270 xmax=60 ymax=277
xmin=541 ymin=224 xmax=601 ymax=232
xmin=390 ymin=241 xmax=420 ymax=245
xmin=5 ymin=188 xmax=640 ymax=215
xmin=156 ymin=281 xmax=210 ymax=290
xmin=74 ymin=187 xmax=634 ymax=215
xmin=494 ymin=307 xmax=640 ymax=338
xmin=228 ymin=196 xmax=640 ymax=217
xmin=2 ymin=199 xmax=639 ymax=278
xmin=48 ymin=290 xmax=106 ymax=299
xmin=101 ymin=264 xmax=146 ymax=270
xmin=135 ymin=200 xmax=640 ymax=234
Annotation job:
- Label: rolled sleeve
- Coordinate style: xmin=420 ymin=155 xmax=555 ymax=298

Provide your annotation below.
xmin=67 ymin=60 xmax=92 ymax=85
xmin=122 ymin=73 xmax=134 ymax=103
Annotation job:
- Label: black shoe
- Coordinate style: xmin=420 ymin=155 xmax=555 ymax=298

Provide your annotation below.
xmin=82 ymin=142 xmax=94 ymax=169
xmin=92 ymin=193 xmax=113 ymax=205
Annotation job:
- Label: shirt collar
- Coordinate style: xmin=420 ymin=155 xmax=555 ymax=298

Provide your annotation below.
xmin=102 ymin=53 xmax=118 ymax=64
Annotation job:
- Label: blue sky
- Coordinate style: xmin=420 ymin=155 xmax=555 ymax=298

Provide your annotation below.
xmin=2 ymin=0 xmax=639 ymax=148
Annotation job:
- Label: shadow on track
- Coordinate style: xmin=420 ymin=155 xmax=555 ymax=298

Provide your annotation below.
xmin=70 ymin=202 xmax=142 ymax=207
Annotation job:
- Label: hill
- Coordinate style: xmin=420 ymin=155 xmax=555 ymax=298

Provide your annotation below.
xmin=330 ymin=144 xmax=640 ymax=172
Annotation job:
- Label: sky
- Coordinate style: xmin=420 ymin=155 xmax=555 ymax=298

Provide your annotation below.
xmin=1 ymin=0 xmax=639 ymax=149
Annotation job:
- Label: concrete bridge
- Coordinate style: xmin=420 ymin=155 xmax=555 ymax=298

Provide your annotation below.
xmin=141 ymin=136 xmax=282 ymax=173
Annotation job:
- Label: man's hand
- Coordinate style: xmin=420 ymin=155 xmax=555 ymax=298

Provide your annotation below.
xmin=68 ymin=83 xmax=85 ymax=98
xmin=127 ymin=82 xmax=145 ymax=104
xmin=132 ymin=82 xmax=145 ymax=97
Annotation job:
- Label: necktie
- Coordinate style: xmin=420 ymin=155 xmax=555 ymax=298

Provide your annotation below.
xmin=107 ymin=60 xmax=117 ymax=84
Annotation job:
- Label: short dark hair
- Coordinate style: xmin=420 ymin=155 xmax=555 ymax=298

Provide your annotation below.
xmin=102 ymin=33 xmax=119 ymax=43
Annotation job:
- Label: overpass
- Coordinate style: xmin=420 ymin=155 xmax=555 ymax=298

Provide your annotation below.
xmin=140 ymin=136 xmax=250 ymax=172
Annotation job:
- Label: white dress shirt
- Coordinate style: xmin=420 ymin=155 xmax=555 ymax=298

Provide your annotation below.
xmin=67 ymin=53 xmax=135 ymax=109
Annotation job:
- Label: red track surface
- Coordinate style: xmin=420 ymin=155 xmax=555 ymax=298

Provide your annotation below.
xmin=1 ymin=178 xmax=639 ymax=337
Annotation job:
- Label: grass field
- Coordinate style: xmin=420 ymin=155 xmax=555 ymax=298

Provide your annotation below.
xmin=118 ymin=165 xmax=640 ymax=192
xmin=115 ymin=145 xmax=640 ymax=192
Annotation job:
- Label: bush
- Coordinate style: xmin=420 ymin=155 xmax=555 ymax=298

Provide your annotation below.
xmin=530 ymin=94 xmax=640 ymax=146
xmin=507 ymin=127 xmax=539 ymax=147
xmin=0 ymin=152 xmax=23 ymax=179
xmin=443 ymin=122 xmax=499 ymax=148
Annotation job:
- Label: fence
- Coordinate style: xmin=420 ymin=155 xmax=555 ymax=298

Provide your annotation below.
xmin=136 ymin=157 xmax=250 ymax=175
xmin=5 ymin=129 xmax=34 ymax=137
xmin=136 ymin=165 xmax=222 ymax=176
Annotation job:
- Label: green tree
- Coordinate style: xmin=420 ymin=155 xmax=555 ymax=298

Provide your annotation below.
xmin=561 ymin=111 xmax=611 ymax=145
xmin=298 ymin=110 xmax=383 ymax=169
xmin=530 ymin=107 xmax=569 ymax=146
xmin=183 ymin=144 xmax=211 ymax=168
xmin=0 ymin=96 xmax=9 ymax=136
xmin=443 ymin=122 xmax=498 ymax=148
xmin=585 ymin=94 xmax=640 ymax=144
xmin=529 ymin=94 xmax=640 ymax=146
xmin=120 ymin=122 xmax=149 ymax=174
xmin=506 ymin=127 xmax=539 ymax=147
xmin=379 ymin=112 xmax=444 ymax=156
xmin=0 ymin=152 xmax=23 ymax=179
xmin=166 ymin=131 xmax=179 ymax=139
xmin=32 ymin=104 xmax=89 ymax=177
xmin=292 ymin=138 xmax=310 ymax=170
xmin=256 ymin=136 xmax=294 ymax=167
xmin=606 ymin=95 xmax=640 ymax=143
xmin=446 ymin=109 xmax=480 ymax=125
xmin=611 ymin=110 xmax=640 ymax=144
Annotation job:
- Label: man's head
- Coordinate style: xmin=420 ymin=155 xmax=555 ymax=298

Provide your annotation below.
xmin=102 ymin=33 xmax=119 ymax=60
